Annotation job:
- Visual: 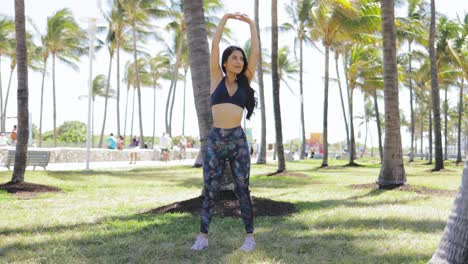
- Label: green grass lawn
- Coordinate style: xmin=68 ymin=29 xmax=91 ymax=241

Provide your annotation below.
xmin=0 ymin=158 xmax=464 ymax=264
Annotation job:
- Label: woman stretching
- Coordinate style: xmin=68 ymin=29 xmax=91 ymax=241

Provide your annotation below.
xmin=191 ymin=12 xmax=259 ymax=252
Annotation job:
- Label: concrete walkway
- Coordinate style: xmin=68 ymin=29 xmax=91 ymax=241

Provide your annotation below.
xmin=0 ymin=157 xmax=276 ymax=171
xmin=0 ymin=159 xmax=198 ymax=172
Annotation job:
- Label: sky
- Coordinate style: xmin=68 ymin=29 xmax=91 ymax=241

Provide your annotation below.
xmin=1 ymin=0 xmax=467 ymax=148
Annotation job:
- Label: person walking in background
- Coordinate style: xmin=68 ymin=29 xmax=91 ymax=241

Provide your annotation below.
xmin=159 ymin=132 xmax=171 ymax=161
xmin=180 ymin=135 xmax=187 ymax=159
xmin=129 ymin=136 xmax=138 ymax=164
xmin=10 ymin=125 xmax=17 ymax=146
xmin=191 ymin=12 xmax=259 ymax=253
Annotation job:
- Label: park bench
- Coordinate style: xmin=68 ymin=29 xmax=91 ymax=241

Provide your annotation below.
xmin=1 ymin=150 xmax=50 ymax=170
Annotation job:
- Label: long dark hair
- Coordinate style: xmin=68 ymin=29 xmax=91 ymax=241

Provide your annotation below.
xmin=221 ymin=46 xmax=257 ymax=120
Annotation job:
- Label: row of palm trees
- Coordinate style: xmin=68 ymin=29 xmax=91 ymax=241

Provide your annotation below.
xmin=1 ymin=0 xmax=466 ymax=171
xmin=276 ymin=0 xmax=467 ymax=172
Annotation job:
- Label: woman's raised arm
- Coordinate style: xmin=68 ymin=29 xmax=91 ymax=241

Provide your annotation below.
xmin=237 ymin=14 xmax=259 ymax=83
xmin=210 ymin=14 xmax=233 ymax=92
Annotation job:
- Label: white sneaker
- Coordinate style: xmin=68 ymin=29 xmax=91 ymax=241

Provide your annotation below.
xmin=191 ymin=235 xmax=208 ymax=251
xmin=239 ymin=236 xmax=256 ymax=252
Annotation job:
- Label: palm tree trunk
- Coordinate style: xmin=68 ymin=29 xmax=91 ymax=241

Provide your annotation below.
xmin=373 ymin=89 xmax=383 ymax=163
xmin=420 ymin=111 xmax=424 ymax=160
xmin=444 ymin=86 xmax=448 ymax=160
xmin=183 ymin=0 xmax=213 ymax=167
xmin=429 ymin=109 xmax=433 ymax=164
xmin=92 ymin=99 xmax=95 ymax=148
xmin=3 ymin=67 xmax=15 ymax=130
xmin=11 ymin=0 xmax=28 ymax=183
xmin=165 ymin=81 xmax=175 ymax=134
xmin=349 ymin=88 xmax=357 ymax=165
xmin=130 ymin=87 xmax=136 ymax=139
xmin=456 ymin=78 xmax=464 ymax=164
xmin=99 ymin=55 xmax=113 ymax=148
xmin=166 ymin=35 xmax=184 ymax=135
xmin=430 ymin=156 xmax=468 ymax=263
xmin=321 ymin=45 xmax=330 ymax=167
xmin=123 ymin=84 xmax=129 ymax=141
xmin=39 ymin=59 xmax=47 ymax=147
xmin=182 ymin=68 xmax=187 ymax=136
xmin=169 ymin=81 xmax=179 ymax=136
xmin=52 ymin=53 xmax=57 ymax=147
xmin=116 ymin=39 xmax=121 ymax=137
xmin=271 ymin=0 xmax=285 ymax=172
xmin=131 ymin=20 xmax=145 ymax=148
xmin=378 ymin=0 xmax=406 ymax=188
xmin=299 ymin=39 xmax=306 ymax=160
xmin=344 ymin=52 xmax=356 ymax=163
xmin=0 ymin=56 xmax=3 ymax=132
xmin=255 ymin=0 xmax=267 ymax=165
xmin=409 ymin=42 xmax=415 ymax=162
xmin=363 ymin=104 xmax=368 ymax=156
xmin=429 ymin=0 xmax=444 ymax=171
xmin=152 ymin=82 xmax=156 ymax=148
xmin=335 ymin=53 xmax=350 ymax=153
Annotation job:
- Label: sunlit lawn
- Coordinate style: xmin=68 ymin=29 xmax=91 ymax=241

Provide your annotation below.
xmin=0 ymin=158 xmax=464 ymax=263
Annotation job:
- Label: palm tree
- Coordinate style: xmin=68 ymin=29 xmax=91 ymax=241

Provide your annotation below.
xmin=164 ymin=15 xmax=185 ymax=136
xmin=310 ymin=0 xmax=380 ymax=167
xmin=283 ymin=0 xmax=314 ymax=160
xmin=1 ymin=32 xmax=39 ymax=132
xmin=2 ymin=36 xmax=16 ymax=131
xmin=147 ymin=53 xmax=170 ymax=147
xmin=183 ymin=0 xmax=213 ymax=166
xmin=397 ymin=0 xmax=428 ymax=162
xmin=430 ymin=157 xmax=468 ymax=262
xmin=122 ymin=58 xmax=150 ymax=142
xmin=79 ymin=74 xmax=115 ymax=147
xmin=11 ymin=0 xmax=28 ymax=183
xmin=429 ymin=0 xmax=444 ymax=171
xmin=254 ymin=0 xmax=267 ymax=164
xmin=45 ymin=8 xmax=86 ymax=147
xmin=93 ymin=75 xmax=115 ymax=147
xmin=436 ymin=17 xmax=459 ymax=161
xmin=359 ymin=51 xmax=384 ymax=163
xmin=345 ymin=44 xmax=381 ymax=165
xmin=377 ymin=0 xmax=406 ymax=188
xmin=119 ymin=0 xmax=165 ymax=148
xmin=271 ymin=0 xmax=286 ymax=173
xmin=0 ymin=17 xmax=14 ymax=132
xmin=331 ymin=42 xmax=351 ymax=159
xmin=36 ymin=38 xmax=49 ymax=147
xmin=108 ymin=0 xmax=126 ymax=138
xmin=448 ymin=13 xmax=468 ymax=165
xmin=98 ymin=23 xmax=117 ymax=148
xmin=180 ymin=41 xmax=189 ymax=136
xmin=100 ymin=0 xmax=130 ymax=139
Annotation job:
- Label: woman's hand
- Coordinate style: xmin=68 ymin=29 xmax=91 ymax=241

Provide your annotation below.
xmin=223 ymin=13 xmax=237 ymax=20
xmin=224 ymin=13 xmax=254 ymax=24
xmin=233 ymin=13 xmax=253 ymax=24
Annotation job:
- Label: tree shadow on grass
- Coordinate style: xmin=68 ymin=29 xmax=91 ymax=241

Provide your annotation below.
xmin=294 ymin=195 xmax=430 ymax=213
xmin=0 ymin=209 xmax=435 ymax=263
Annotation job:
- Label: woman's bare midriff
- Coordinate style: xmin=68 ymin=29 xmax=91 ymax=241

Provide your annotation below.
xmin=212 ymin=103 xmax=244 ymax=128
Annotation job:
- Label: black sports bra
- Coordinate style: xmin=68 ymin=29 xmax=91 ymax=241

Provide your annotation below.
xmin=210 ymin=77 xmax=247 ymax=108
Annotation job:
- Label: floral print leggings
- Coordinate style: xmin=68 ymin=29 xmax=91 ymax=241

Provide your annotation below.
xmin=200 ymin=126 xmax=254 ymax=234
